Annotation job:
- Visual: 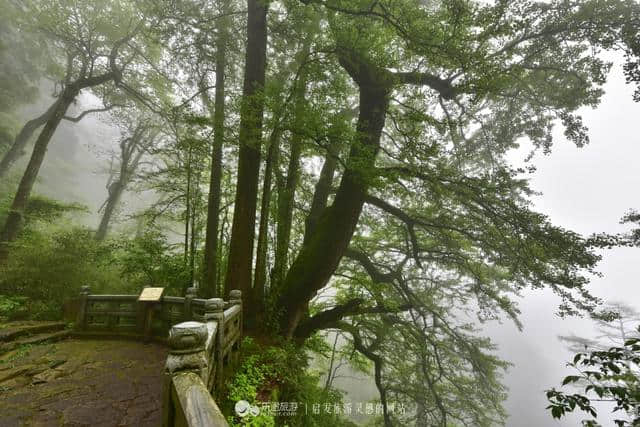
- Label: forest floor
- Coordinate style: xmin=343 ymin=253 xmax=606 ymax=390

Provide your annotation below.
xmin=0 ymin=336 xmax=167 ymax=426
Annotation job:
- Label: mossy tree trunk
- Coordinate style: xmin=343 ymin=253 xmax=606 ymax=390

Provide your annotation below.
xmin=272 ymin=80 xmax=305 ymax=292
xmin=252 ymin=121 xmax=281 ymax=319
xmin=276 ymin=55 xmax=392 ymax=337
xmin=0 ymin=87 xmax=78 ymax=260
xmin=0 ymin=100 xmax=60 ymax=179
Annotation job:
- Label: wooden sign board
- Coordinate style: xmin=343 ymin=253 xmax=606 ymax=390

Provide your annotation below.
xmin=138 ymin=287 xmax=165 ymax=302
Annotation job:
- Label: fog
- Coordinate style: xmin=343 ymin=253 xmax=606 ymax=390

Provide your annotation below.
xmin=326 ymin=59 xmax=640 ymax=426
xmin=492 ymin=59 xmax=640 ymax=426
xmin=6 ymin=53 xmax=640 ymax=427
xmin=11 ymin=90 xmax=148 ymax=231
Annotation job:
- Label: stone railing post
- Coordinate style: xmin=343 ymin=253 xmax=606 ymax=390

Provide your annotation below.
xmin=165 ymin=321 xmax=208 ymax=380
xmin=75 ymin=285 xmax=90 ymax=331
xmin=229 ymin=289 xmax=243 ymax=349
xmin=184 ymin=287 xmax=197 ymax=321
xmin=204 ymin=298 xmax=224 ymax=394
xmin=162 ymin=321 xmax=208 ymax=427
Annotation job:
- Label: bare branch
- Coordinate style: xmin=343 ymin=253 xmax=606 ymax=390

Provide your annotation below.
xmin=63 ymin=104 xmax=122 ymax=122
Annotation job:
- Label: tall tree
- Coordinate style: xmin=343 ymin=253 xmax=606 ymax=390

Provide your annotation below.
xmin=223 ymin=0 xmax=269 ymax=303
xmin=271 ymin=0 xmax=639 ymax=338
xmin=96 ymin=116 xmax=157 ymax=240
xmin=201 ymin=0 xmax=233 ymax=298
xmin=272 ymin=14 xmax=318 ymax=293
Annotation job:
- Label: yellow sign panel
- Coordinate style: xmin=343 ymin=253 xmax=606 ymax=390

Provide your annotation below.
xmin=138 ymin=287 xmax=165 ymax=302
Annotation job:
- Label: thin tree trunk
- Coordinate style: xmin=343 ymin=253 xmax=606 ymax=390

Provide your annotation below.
xmin=96 ymin=130 xmax=147 ymax=241
xmin=324 ymin=331 xmax=340 ymax=391
xmin=304 ymin=139 xmax=338 ymax=244
xmin=218 ymin=205 xmax=229 ymax=291
xmin=271 ymin=21 xmax=318 ymax=293
xmin=0 ymin=89 xmax=77 ymax=260
xmin=95 ymin=181 xmax=125 ymax=240
xmin=253 ymin=123 xmax=282 ymax=318
xmin=190 ymin=169 xmax=199 ymax=287
xmin=201 ymin=1 xmax=230 ymax=299
xmin=0 ymin=99 xmax=60 ymax=179
xmin=272 ymin=137 xmax=301 ymax=289
xmin=223 ymin=0 xmax=269 ymax=304
xmin=183 ymin=143 xmax=192 ymax=294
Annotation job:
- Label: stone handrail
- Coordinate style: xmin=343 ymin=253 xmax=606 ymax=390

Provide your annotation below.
xmin=73 ymin=286 xmax=243 ymax=427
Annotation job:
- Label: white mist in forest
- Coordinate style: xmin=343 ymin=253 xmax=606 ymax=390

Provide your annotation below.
xmin=11 ymin=87 xmax=152 ymax=232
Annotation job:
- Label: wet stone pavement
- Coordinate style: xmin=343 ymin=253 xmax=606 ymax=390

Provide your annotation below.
xmin=0 ymin=339 xmax=167 ymax=426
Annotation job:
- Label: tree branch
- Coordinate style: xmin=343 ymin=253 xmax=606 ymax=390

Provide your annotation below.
xmin=62 ymin=104 xmax=122 ymax=122
xmin=393 ymin=71 xmax=457 ymax=99
xmin=295 ymin=296 xmax=413 ymax=339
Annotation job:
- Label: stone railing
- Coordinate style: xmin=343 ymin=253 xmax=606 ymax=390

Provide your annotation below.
xmin=73 ymin=286 xmax=243 ymax=427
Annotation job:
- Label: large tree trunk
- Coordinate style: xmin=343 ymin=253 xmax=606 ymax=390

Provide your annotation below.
xmin=0 ymin=99 xmax=61 ymax=179
xmin=277 ymin=80 xmax=390 ymax=338
xmin=201 ymin=2 xmax=230 ymax=299
xmin=223 ymin=0 xmax=269 ymax=303
xmin=0 ymin=88 xmax=77 ymax=260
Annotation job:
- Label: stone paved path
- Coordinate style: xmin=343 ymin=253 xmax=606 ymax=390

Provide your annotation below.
xmin=0 ymin=338 xmax=167 ymax=426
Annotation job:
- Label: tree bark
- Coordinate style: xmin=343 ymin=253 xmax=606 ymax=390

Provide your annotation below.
xmin=304 ymin=139 xmax=338 ymax=244
xmin=223 ymin=0 xmax=269 ymax=303
xmin=184 ymin=144 xmax=192 ymax=263
xmin=277 ymin=76 xmax=390 ymax=337
xmin=95 ymin=181 xmax=125 ymax=241
xmin=272 ymin=84 xmax=305 ymax=292
xmin=253 ymin=124 xmax=281 ymax=316
xmin=189 ymin=168 xmax=200 ymax=287
xmin=0 ymin=87 xmax=77 ymax=260
xmin=201 ymin=0 xmax=231 ymax=299
xmin=0 ymin=99 xmax=61 ymax=179
xmin=95 ymin=128 xmax=147 ymax=241
xmin=0 ymin=29 xmax=129 ymax=260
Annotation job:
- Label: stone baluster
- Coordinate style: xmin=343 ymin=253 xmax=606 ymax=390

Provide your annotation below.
xmin=75 ymin=285 xmax=90 ymax=331
xmin=165 ymin=321 xmax=208 ymax=380
xmin=163 ymin=321 xmax=221 ymax=427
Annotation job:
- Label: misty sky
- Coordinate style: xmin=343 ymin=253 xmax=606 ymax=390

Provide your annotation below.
xmin=492 ymin=57 xmax=640 ymax=426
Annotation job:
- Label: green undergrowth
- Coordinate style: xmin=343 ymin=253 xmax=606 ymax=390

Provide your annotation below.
xmin=0 ymin=225 xmax=192 ymax=321
xmin=222 ymin=336 xmax=357 ymax=427
xmin=0 ymin=343 xmax=33 ymax=367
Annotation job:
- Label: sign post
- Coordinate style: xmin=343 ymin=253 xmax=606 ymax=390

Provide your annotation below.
xmin=138 ymin=287 xmax=164 ymax=341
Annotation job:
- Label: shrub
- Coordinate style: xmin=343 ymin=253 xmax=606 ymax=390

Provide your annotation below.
xmin=114 ymin=230 xmax=191 ymax=295
xmin=0 ymin=226 xmax=124 ymax=320
xmin=223 ymin=337 xmax=357 ymax=427
xmin=0 ymin=294 xmax=28 ymax=321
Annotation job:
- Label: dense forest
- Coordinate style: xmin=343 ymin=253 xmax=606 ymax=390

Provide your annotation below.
xmin=1 ymin=0 xmax=640 ymax=426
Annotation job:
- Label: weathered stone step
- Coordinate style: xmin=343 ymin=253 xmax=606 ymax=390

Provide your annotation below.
xmin=0 ymin=330 xmax=70 ymax=355
xmin=0 ymin=321 xmax=66 ymax=343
